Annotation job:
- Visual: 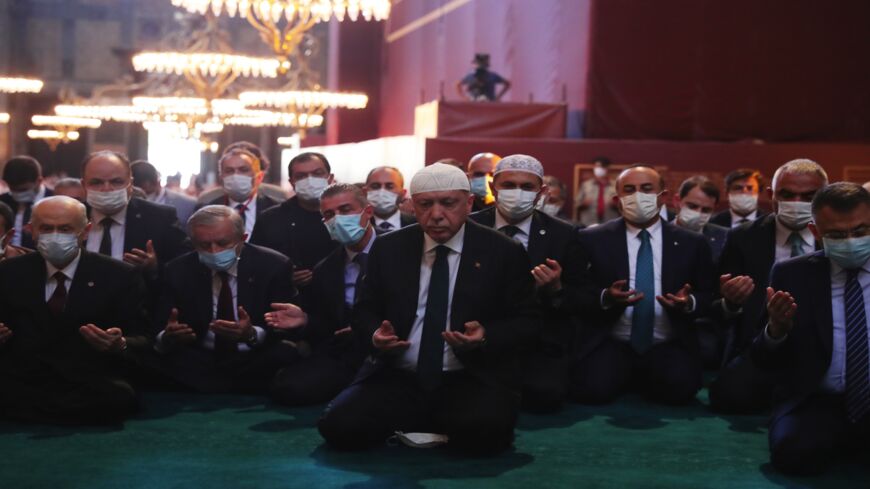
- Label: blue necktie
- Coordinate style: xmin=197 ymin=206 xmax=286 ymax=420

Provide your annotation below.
xmin=787 ymin=232 xmax=805 ymax=258
xmin=417 ymin=245 xmax=450 ymax=390
xmin=631 ymin=229 xmax=655 ymax=352
xmin=845 ymin=269 xmax=869 ymax=423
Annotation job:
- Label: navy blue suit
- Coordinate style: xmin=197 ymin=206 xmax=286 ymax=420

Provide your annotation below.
xmin=570 ymin=218 xmax=715 ymax=405
xmin=749 ymin=252 xmax=870 ymax=475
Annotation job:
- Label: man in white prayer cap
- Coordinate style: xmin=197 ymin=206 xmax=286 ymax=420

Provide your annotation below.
xmin=470 ymin=154 xmax=585 ymax=413
xmin=318 ymin=163 xmax=539 ymax=454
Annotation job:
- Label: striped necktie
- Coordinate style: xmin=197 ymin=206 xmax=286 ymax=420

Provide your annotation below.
xmin=845 ymin=269 xmax=869 ymax=423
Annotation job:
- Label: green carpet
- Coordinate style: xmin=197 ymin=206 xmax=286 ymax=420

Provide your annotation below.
xmin=0 ymin=390 xmax=865 ymax=489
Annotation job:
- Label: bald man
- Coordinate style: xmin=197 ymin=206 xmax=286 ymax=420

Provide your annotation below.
xmin=318 ymin=163 xmax=538 ymax=454
xmin=467 ymin=152 xmax=501 ymax=212
xmin=365 ymin=166 xmax=416 ymax=234
xmin=0 ymin=196 xmax=148 ymax=424
xmin=570 ymin=165 xmax=715 ymax=405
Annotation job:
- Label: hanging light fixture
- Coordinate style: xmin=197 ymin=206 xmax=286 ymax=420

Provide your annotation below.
xmin=0 ymin=77 xmax=44 ymax=94
xmin=27 ymin=115 xmax=101 ymax=150
xmin=171 ymin=0 xmax=390 ymax=71
xmin=0 ymin=113 xmax=9 ymax=124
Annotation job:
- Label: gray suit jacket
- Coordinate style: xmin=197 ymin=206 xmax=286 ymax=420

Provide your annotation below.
xmin=164 ymin=190 xmax=197 ymax=231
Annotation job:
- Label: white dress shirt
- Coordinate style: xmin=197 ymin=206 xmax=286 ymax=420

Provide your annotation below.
xmin=44 ymin=250 xmax=82 ymax=301
xmin=156 ymin=261 xmax=265 ymax=352
xmin=821 ymin=258 xmax=870 ymax=393
xmin=147 ymin=188 xmax=167 ymax=205
xmin=610 ymin=219 xmax=676 ymax=344
xmin=495 ymin=210 xmax=532 ymax=250
xmin=729 ymin=209 xmax=758 ymax=228
xmin=774 ymin=218 xmax=815 ymax=263
xmin=86 ymin=207 xmax=127 ymax=260
xmin=229 ymin=194 xmax=257 ymax=241
xmin=344 ymin=234 xmax=375 ymax=307
xmin=374 ymin=211 xmax=402 ymax=233
xmin=396 ymin=225 xmax=466 ymax=372
xmin=12 ymin=184 xmax=46 ymax=246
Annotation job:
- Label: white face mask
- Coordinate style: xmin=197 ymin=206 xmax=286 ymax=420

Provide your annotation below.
xmin=776 ymin=201 xmax=813 ymax=230
xmin=37 ymin=232 xmax=81 ymax=267
xmin=541 ymin=203 xmax=562 ymax=217
xmin=294 ymin=176 xmax=329 ymax=201
xmin=223 ymin=174 xmax=255 ymax=202
xmin=593 ymin=167 xmax=608 ymax=179
xmin=729 ymin=193 xmax=758 ymax=215
xmin=10 ymin=188 xmax=37 ymax=204
xmin=620 ymin=192 xmax=661 ymax=224
xmin=496 ymin=188 xmax=539 ymax=221
xmin=87 ymin=188 xmax=129 ymax=215
xmin=677 ymin=207 xmax=711 ymax=232
xmin=367 ymin=189 xmax=399 ymax=216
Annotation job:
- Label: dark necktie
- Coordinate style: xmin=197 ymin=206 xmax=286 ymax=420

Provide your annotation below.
xmin=47 ymin=272 xmax=68 ymax=316
xmin=376 ymin=221 xmax=393 ymax=235
xmin=500 ymin=225 xmax=521 ymax=239
xmin=631 ymin=229 xmax=655 ymax=353
xmin=215 ymin=271 xmax=238 ymax=354
xmin=235 ymin=204 xmax=247 ymax=225
xmin=845 ymin=269 xmax=869 ymax=423
xmin=738 ymin=218 xmax=749 ymax=225
xmin=99 ymin=218 xmax=114 ymax=256
xmin=352 ymin=252 xmax=368 ymax=306
xmin=787 ymin=232 xmax=805 ymax=258
xmin=596 ymin=181 xmax=606 ymax=222
xmin=418 ymin=245 xmax=450 ymax=390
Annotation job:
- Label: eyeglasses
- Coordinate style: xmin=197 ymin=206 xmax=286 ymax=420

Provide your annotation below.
xmin=822 ymin=225 xmax=870 ymax=240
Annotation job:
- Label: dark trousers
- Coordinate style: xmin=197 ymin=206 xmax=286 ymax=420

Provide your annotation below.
xmin=0 ymin=369 xmax=137 ymax=425
xmin=318 ymin=367 xmax=519 ymax=454
xmin=709 ymin=352 xmax=776 ymax=414
xmin=568 ymin=338 xmax=702 ymax=405
xmin=143 ymin=341 xmax=300 ymax=394
xmin=271 ymin=350 xmax=357 ymax=406
xmin=521 ymin=352 xmax=568 ymax=413
xmin=769 ymin=394 xmax=870 ymax=476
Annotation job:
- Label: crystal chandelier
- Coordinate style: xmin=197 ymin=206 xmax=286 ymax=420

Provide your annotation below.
xmin=171 ymin=0 xmax=391 ymax=71
xmin=27 ymin=115 xmax=102 ymax=150
xmin=0 ymin=77 xmax=44 ymax=94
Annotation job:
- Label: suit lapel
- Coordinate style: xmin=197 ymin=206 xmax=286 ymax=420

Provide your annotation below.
xmin=237 ymin=246 xmax=255 ymax=314
xmin=759 ymin=216 xmax=777 ymax=281
xmin=397 ymin=229 xmax=424 ymax=338
xmin=809 ymin=255 xmax=834 ymax=357
xmin=661 ymin=222 xmax=677 ymax=294
xmin=612 ymin=219 xmax=630 ymax=283
xmin=527 ymin=212 xmax=547 ymax=266
xmin=192 ymin=259 xmax=215 ymax=335
xmin=451 ymin=224 xmax=481 ymax=332
xmin=329 ymin=248 xmax=349 ymax=324
xmin=124 ymin=199 xmax=146 ymax=253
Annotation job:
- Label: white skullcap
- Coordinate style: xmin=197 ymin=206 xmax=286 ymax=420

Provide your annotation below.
xmin=494 ymin=154 xmax=544 ymax=178
xmin=410 ymin=163 xmax=471 ymax=196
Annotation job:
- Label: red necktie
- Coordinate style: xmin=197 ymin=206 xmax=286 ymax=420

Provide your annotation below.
xmin=47 ymin=272 xmax=68 ymax=316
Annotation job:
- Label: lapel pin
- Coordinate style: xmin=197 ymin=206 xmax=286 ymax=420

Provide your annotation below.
xmin=291 ymin=222 xmax=296 ymax=227
xmin=87 ymin=281 xmax=95 ymax=287
xmin=248 ymin=277 xmax=254 ymax=283
xmin=539 ymin=229 xmax=546 ymax=235
xmin=136 ymin=213 xmax=142 ymax=219
xmin=674 ymin=241 xmax=679 ymax=246
xmin=474 ymin=262 xmax=481 ymax=269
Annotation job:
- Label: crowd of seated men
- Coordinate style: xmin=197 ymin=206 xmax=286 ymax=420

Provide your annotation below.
xmin=0 ymin=146 xmax=867 ymax=476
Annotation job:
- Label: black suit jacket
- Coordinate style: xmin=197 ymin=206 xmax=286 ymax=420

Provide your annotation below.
xmin=470 ymin=208 xmax=585 ymax=351
xmin=0 ymin=188 xmax=54 ymax=248
xmin=702 ymin=223 xmax=729 ymax=265
xmin=86 ymin=197 xmax=190 ymax=264
xmin=0 ymin=251 xmax=147 ymax=380
xmin=353 ymin=220 xmax=539 ymax=391
xmin=371 ymin=213 xmax=417 ymax=234
xmin=574 ymin=218 xmax=716 ymax=359
xmin=717 ymin=214 xmax=822 ymax=359
xmin=710 ymin=209 xmax=769 ymax=228
xmin=250 ymin=196 xmax=338 ymax=270
xmin=199 ymin=192 xmax=281 ymax=221
xmin=154 ymin=243 xmax=296 ymax=345
xmin=749 ymin=251 xmax=838 ymax=421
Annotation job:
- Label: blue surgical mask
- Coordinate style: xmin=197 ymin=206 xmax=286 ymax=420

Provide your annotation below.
xmin=198 ymin=247 xmax=239 ymax=272
xmin=11 ymin=188 xmax=37 ymax=204
xmin=470 ymin=176 xmax=490 ymax=198
xmin=325 ymin=213 xmax=367 ymax=245
xmin=824 ymin=235 xmax=870 ymax=270
xmin=37 ymin=232 xmax=81 ymax=267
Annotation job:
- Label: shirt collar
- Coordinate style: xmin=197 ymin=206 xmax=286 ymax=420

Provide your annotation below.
xmin=625 ymin=217 xmax=663 ymax=238
xmin=775 ymin=218 xmax=814 ymax=246
xmin=211 ymin=260 xmax=239 ymax=279
xmin=35 ymin=184 xmax=47 ymax=201
xmin=346 ymin=232 xmax=376 ymax=263
xmin=91 ymin=207 xmax=127 ymax=226
xmin=424 ymin=223 xmax=466 ymax=255
xmin=45 ymin=249 xmax=82 ymax=281
xmin=229 ymin=192 xmax=258 ymax=210
xmin=829 ymin=254 xmax=870 ymax=277
xmin=494 ymin=209 xmax=533 ymax=236
xmin=374 ymin=211 xmax=401 ymax=229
